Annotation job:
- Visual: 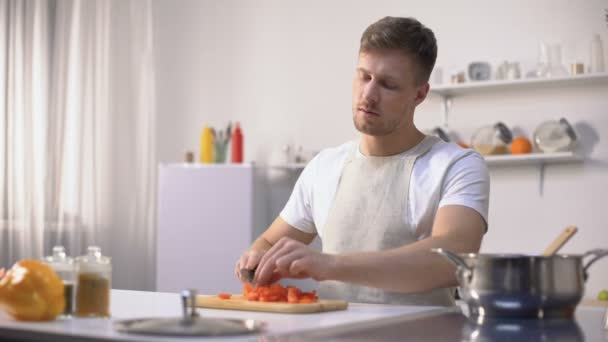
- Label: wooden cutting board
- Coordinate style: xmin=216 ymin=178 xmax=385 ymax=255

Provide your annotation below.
xmin=196 ymin=295 xmax=348 ymax=314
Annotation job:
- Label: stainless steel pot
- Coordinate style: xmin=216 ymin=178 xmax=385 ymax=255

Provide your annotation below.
xmin=433 ymin=248 xmax=608 ymax=319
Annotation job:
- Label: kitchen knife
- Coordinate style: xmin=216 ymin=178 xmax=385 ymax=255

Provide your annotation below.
xmin=240 ymin=268 xmax=255 ymax=285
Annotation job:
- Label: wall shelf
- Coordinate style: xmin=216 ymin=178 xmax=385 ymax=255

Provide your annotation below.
xmin=484 ymin=152 xmax=582 ymax=166
xmin=430 ymin=72 xmax=608 ymax=98
xmin=270 ymin=152 xmax=582 ymax=170
xmin=429 ymin=72 xmax=608 ymax=127
xmin=270 ymin=163 xmax=308 ymax=171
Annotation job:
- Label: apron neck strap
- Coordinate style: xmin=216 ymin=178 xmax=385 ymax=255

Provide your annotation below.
xmin=350 ymin=135 xmax=440 ymax=161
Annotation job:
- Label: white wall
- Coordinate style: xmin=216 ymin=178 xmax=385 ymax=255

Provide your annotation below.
xmin=153 ymin=0 xmax=608 ymax=298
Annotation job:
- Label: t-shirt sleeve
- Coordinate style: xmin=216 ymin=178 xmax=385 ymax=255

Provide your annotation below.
xmin=279 ymin=157 xmax=318 ymax=234
xmin=438 ymin=152 xmax=490 ymax=229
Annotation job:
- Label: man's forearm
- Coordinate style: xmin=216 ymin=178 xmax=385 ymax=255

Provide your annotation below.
xmin=250 ymin=236 xmax=273 ymax=252
xmin=329 ymin=236 xmax=474 ymax=293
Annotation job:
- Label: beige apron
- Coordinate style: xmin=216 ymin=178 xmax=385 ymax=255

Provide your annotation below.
xmin=319 ymin=136 xmax=454 ymax=306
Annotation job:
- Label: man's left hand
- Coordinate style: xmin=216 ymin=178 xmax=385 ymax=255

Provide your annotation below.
xmin=253 ymin=237 xmax=335 ymax=285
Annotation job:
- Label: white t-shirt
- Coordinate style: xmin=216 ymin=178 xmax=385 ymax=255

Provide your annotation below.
xmin=280 ymin=138 xmax=490 ymax=239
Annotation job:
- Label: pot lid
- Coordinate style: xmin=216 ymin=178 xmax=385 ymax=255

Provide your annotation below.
xmin=113 ymin=289 xmax=265 ymax=336
xmin=114 ymin=317 xmax=264 ymax=336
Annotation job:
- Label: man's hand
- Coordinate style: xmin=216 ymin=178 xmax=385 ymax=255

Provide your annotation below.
xmin=235 ymin=249 xmax=265 ymax=283
xmin=253 ymin=237 xmax=335 ymax=286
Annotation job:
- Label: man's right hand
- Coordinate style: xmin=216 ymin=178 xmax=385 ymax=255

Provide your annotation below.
xmin=234 ymin=216 xmax=317 ymax=284
xmin=235 ymin=249 xmax=265 ymax=283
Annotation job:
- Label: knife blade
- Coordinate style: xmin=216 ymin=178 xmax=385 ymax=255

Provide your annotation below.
xmin=240 ymin=268 xmax=256 ymax=285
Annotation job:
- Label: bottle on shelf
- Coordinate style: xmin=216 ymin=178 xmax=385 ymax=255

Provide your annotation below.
xmin=200 ymin=125 xmax=214 ymax=163
xmin=231 ymin=122 xmax=243 ymax=163
xmin=589 ymin=34 xmax=605 ymax=73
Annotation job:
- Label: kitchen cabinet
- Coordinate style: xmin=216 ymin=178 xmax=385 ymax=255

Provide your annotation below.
xmin=156 ymin=164 xmax=254 ymax=295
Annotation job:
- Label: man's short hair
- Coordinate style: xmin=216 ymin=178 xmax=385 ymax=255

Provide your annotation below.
xmin=360 ymin=17 xmax=437 ymax=85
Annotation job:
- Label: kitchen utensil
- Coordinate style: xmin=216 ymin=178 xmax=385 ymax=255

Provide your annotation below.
xmin=42 ymin=246 xmax=75 ymax=316
xmin=542 ymin=226 xmax=578 ymax=256
xmin=533 ymin=118 xmax=577 ymax=153
xmin=471 ymin=122 xmax=513 ymax=155
xmin=433 ymin=248 xmax=608 ymax=319
xmin=240 ymin=268 xmax=255 ymax=285
xmin=114 ymin=289 xmax=265 ymax=336
xmin=468 ymin=62 xmax=491 ymax=81
xmin=196 ymin=294 xmax=348 ymax=314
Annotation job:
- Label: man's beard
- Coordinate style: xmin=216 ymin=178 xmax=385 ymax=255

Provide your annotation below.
xmin=352 ymin=113 xmax=399 ymax=136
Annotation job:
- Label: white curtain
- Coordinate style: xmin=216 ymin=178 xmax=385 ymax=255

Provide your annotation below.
xmin=0 ymin=0 xmax=156 ymax=290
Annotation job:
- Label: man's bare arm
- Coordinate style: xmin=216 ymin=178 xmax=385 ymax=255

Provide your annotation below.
xmin=328 ymin=205 xmax=485 ymax=292
xmin=253 ymin=205 xmax=484 ymax=292
xmin=250 ymin=217 xmax=316 ymax=252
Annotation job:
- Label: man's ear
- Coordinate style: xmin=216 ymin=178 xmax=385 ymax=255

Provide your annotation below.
xmin=414 ymin=83 xmax=430 ymax=107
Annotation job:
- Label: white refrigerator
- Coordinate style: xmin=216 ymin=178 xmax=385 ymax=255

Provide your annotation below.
xmin=156 ymin=164 xmax=254 ymax=294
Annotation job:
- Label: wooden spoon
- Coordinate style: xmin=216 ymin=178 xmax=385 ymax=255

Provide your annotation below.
xmin=542 ymin=226 xmax=578 ymax=256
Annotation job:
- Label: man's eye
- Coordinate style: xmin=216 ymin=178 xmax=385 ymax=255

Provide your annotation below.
xmin=383 ymin=82 xmax=398 ymax=90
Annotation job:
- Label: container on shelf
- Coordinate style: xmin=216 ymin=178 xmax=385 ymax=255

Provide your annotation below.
xmin=533 ymin=118 xmax=577 ymax=153
xmin=471 ymin=122 xmax=513 ymax=155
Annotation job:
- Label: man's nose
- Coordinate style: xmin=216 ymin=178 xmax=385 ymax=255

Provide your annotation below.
xmin=361 ymin=81 xmax=379 ymax=105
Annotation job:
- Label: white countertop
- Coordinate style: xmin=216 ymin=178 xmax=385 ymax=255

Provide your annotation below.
xmin=0 ymin=289 xmax=443 ymax=341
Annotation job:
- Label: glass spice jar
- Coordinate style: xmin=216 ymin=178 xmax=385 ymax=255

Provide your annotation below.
xmin=75 ymin=246 xmax=111 ymax=317
xmin=42 ymin=246 xmax=75 ymax=316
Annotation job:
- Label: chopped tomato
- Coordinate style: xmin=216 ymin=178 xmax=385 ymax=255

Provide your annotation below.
xmin=243 ymin=283 xmax=253 ymax=295
xmin=241 ymin=283 xmax=318 ymax=303
xmin=217 ymin=293 xmax=232 ymax=300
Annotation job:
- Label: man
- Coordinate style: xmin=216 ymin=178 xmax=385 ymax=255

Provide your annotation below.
xmin=235 ymin=16 xmax=489 ymax=306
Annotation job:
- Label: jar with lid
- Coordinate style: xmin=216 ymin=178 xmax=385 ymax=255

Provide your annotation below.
xmin=75 ymin=246 xmax=111 ymax=317
xmin=42 ymin=246 xmax=75 ymax=316
xmin=533 ymin=118 xmax=577 ymax=153
xmin=426 ymin=126 xmax=451 ymax=142
xmin=471 ymin=122 xmax=513 ymax=155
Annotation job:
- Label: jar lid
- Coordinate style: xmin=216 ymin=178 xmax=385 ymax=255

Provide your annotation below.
xmin=430 ymin=127 xmax=450 ymax=142
xmin=559 ymin=118 xmax=577 ymax=141
xmin=42 ymin=246 xmax=74 ymax=271
xmin=493 ymin=122 xmax=513 ymax=144
xmin=76 ymin=246 xmax=111 ymax=267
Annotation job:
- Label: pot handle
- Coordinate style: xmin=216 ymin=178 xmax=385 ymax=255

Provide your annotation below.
xmin=431 ymin=248 xmax=473 ymax=272
xmin=582 ymin=249 xmax=608 ymax=274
